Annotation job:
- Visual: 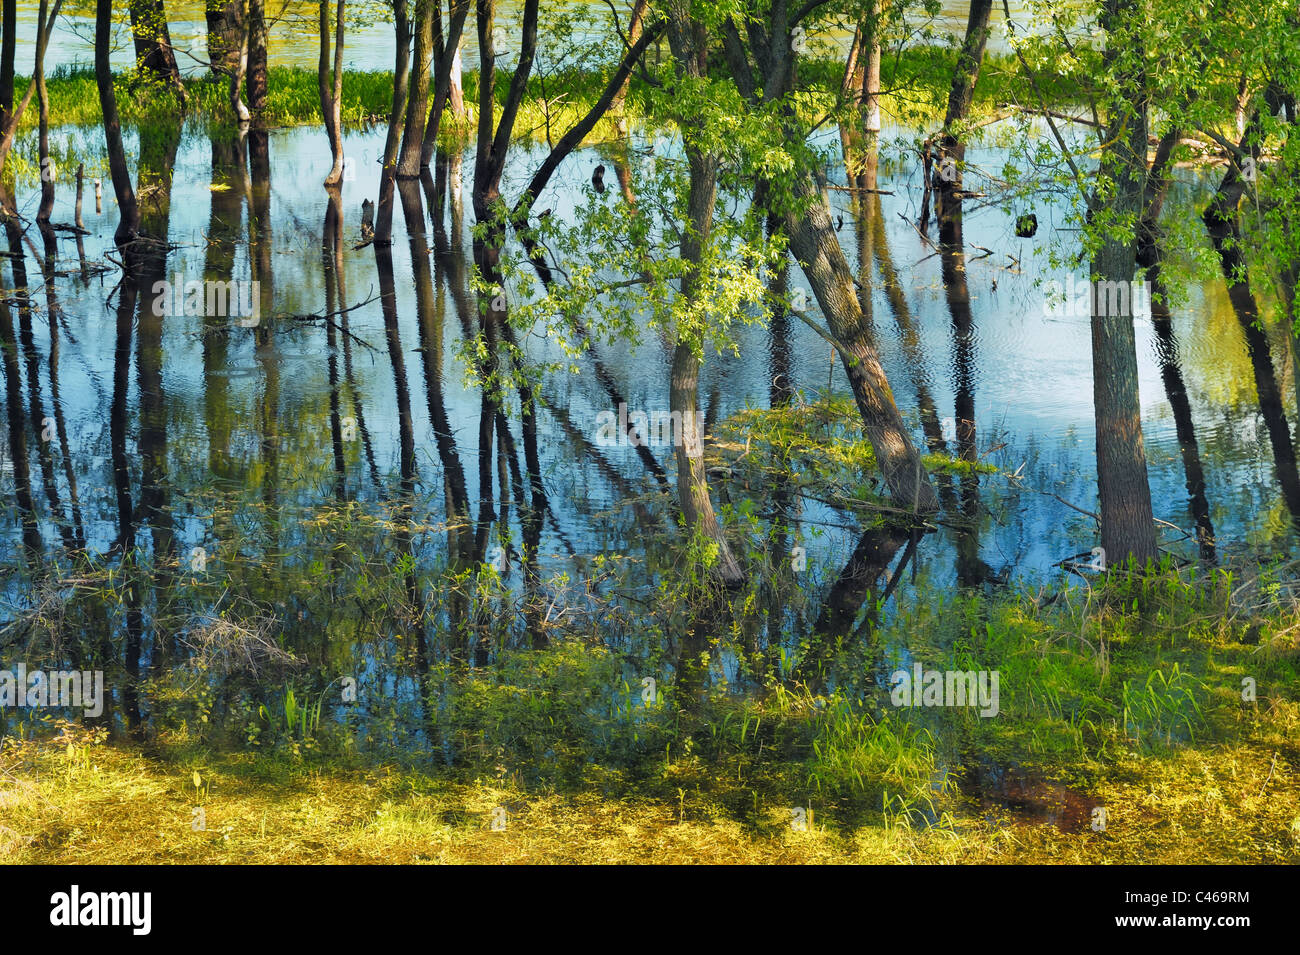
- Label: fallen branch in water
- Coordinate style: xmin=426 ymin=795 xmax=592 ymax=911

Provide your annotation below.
xmin=280 ymin=292 xmax=382 ymax=352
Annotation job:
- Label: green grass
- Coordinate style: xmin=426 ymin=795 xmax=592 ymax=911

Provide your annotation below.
xmin=3 ymin=560 xmax=1298 ymax=863
xmin=16 ymin=46 xmax=1078 ymax=135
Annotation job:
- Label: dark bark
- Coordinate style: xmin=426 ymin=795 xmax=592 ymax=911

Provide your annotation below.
xmin=1203 ymin=85 xmax=1300 ymax=523
xmin=934 ymin=0 xmax=993 ymax=246
xmin=206 ymin=0 xmax=245 ymax=77
xmin=129 ymin=0 xmax=187 ymax=101
xmin=1146 ymin=249 xmax=1216 ymax=560
xmin=418 ymin=1 xmax=470 ymax=166
xmin=398 ymin=0 xmax=437 ymax=176
xmin=472 ymin=0 xmax=540 ymax=220
xmin=97 ymin=0 xmax=142 ymax=247
xmin=375 ymin=0 xmax=411 ymax=243
xmin=247 ymin=0 xmax=269 ymax=111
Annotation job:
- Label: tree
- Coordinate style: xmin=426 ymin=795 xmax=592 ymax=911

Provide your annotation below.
xmin=1004 ymin=0 xmax=1160 ymax=565
xmin=717 ymin=0 xmax=939 ymax=514
xmin=319 ymin=0 xmax=346 ymax=186
xmin=0 ymin=0 xmax=62 ymax=213
xmin=128 ymin=0 xmax=188 ymax=101
xmin=97 ymin=0 xmax=143 ymax=247
xmin=663 ymin=0 xmax=745 ymax=585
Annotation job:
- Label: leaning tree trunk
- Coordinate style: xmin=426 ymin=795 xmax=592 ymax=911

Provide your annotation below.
xmin=785 ymin=169 xmax=939 ymax=515
xmin=97 ymin=0 xmax=142 ymax=247
xmin=715 ymin=0 xmax=937 ymax=517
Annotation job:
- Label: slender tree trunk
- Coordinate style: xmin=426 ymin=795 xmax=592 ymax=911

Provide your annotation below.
xmin=611 ymin=0 xmax=648 ymax=136
xmin=0 ymin=0 xmax=59 ymax=191
xmin=320 ymin=0 xmax=346 ymax=186
xmin=672 ymin=150 xmax=744 ymax=586
xmin=97 ymin=0 xmax=142 ymax=246
xmin=934 ymin=0 xmax=992 ymax=246
xmin=375 ymin=0 xmax=411 ymax=243
xmin=472 ymin=0 xmax=540 ymax=220
xmin=665 ymin=0 xmax=744 ymax=587
xmin=448 ymin=39 xmax=465 ymax=117
xmin=840 ymin=3 xmax=881 ymax=186
xmin=0 ymin=0 xmax=14 ymax=133
xmin=34 ymin=1 xmax=64 ymax=223
xmin=229 ymin=13 xmax=251 ymax=122
xmin=418 ymin=0 xmax=470 ymax=167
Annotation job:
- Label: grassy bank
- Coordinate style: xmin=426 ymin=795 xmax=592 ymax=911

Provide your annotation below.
xmin=18 ymin=49 xmax=1059 ymax=135
xmin=4 ymin=561 xmax=1297 ymax=864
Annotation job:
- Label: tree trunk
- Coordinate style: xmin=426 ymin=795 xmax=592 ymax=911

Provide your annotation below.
xmin=448 ymin=39 xmax=465 ymax=117
xmin=375 ymin=0 xmax=411 ymax=243
xmin=610 ymin=0 xmax=648 ymax=136
xmin=247 ymin=0 xmax=269 ymax=111
xmin=672 ymin=151 xmax=745 ymax=587
xmin=934 ymin=0 xmax=992 ymax=246
xmin=840 ymin=3 xmax=881 ymax=186
xmin=128 ymin=0 xmax=187 ymax=101
xmin=36 ymin=0 xmax=60 ymax=223
xmin=785 ymin=169 xmax=939 ymax=515
xmin=665 ymin=0 xmax=745 ymax=587
xmin=319 ymin=0 xmax=346 ymax=186
xmin=418 ymin=0 xmax=470 ymax=168
xmin=206 ymin=0 xmax=245 ymax=77
xmin=1090 ymin=0 xmax=1157 ymax=567
xmin=398 ymin=0 xmax=436 ymax=176
xmin=0 ymin=0 xmax=14 ymax=136
xmin=97 ymin=0 xmax=142 ymax=247
xmin=471 ymin=0 xmax=540 ymax=220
